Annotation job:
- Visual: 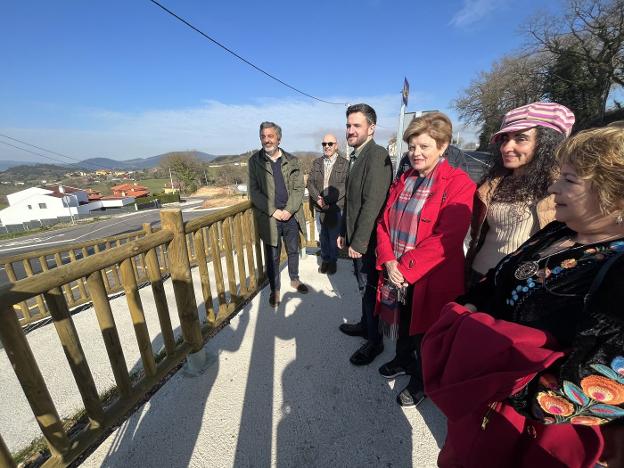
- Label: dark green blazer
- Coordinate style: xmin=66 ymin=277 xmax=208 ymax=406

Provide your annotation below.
xmin=342 ymin=139 xmax=392 ymax=253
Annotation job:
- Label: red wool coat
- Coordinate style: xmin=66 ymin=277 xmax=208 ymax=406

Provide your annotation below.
xmin=375 ymin=160 xmax=476 ymax=335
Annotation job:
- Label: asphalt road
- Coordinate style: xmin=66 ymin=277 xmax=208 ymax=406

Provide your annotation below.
xmin=0 ymin=200 xmax=219 ymax=286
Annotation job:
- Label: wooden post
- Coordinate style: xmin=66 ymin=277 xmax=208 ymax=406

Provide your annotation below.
xmin=44 ymin=288 xmax=105 ymax=428
xmin=69 ymin=249 xmax=89 ymax=302
xmin=0 ymin=304 xmax=70 ymax=458
xmin=93 ymin=244 xmax=112 ymax=292
xmin=250 ymin=210 xmax=264 ymax=281
xmin=86 ymin=272 xmax=132 ymax=398
xmin=143 ymin=223 xmax=176 ymax=356
xmin=0 ymin=433 xmax=15 ymax=468
xmin=243 ymin=210 xmax=257 ymax=290
xmin=138 ymin=252 xmax=148 ymax=282
xmin=109 ymin=241 xmax=122 ymax=289
xmin=222 ymin=217 xmax=238 ymax=305
xmin=209 ymin=222 xmax=227 ymax=315
xmin=23 ymin=258 xmax=47 ymax=317
xmin=160 ymin=209 xmax=203 ymax=353
xmin=53 ymin=253 xmax=75 ymax=305
xmin=4 ymin=262 xmax=31 ymax=321
xmin=233 ymin=213 xmax=248 ymax=295
xmin=119 ymin=258 xmax=157 ymax=377
xmin=193 ymin=228 xmax=216 ymax=327
xmin=306 ymin=203 xmax=316 ymax=248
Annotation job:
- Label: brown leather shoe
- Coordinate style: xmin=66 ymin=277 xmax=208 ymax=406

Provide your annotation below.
xmin=318 ymin=262 xmax=329 ymax=273
xmin=269 ymin=290 xmax=280 ymax=307
xmin=290 ymin=279 xmax=309 ymax=294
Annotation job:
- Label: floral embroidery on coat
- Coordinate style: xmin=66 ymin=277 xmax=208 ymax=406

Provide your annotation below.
xmin=532 ymin=356 xmax=624 ymax=425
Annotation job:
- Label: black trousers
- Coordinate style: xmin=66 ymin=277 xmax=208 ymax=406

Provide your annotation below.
xmin=264 ymin=217 xmax=300 ymax=292
xmin=394 ymin=284 xmax=424 ymax=391
xmin=352 ymin=246 xmax=382 ymax=345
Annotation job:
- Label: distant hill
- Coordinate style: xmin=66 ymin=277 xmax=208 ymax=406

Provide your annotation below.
xmin=0 ymin=163 xmax=72 ymax=181
xmin=75 ymin=151 xmax=217 ymax=170
xmin=0 ymin=160 xmax=40 ymax=171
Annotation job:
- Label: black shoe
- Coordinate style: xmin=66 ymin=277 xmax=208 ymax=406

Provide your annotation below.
xmin=339 ymin=322 xmax=366 ymax=337
xmin=379 ymin=359 xmax=407 ymax=379
xmin=327 ymin=261 xmax=337 ymax=275
xmin=269 ymin=290 xmax=280 ymax=307
xmin=290 ymin=279 xmax=309 ymax=294
xmin=397 ymin=386 xmax=426 ymax=408
xmin=350 ymin=341 xmax=384 ymax=366
xmin=318 ymin=262 xmax=329 ymax=273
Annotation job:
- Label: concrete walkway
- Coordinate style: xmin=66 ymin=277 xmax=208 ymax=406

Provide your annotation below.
xmin=2 ymin=252 xmax=446 ymax=467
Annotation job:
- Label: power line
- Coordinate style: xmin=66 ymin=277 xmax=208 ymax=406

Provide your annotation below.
xmin=0 ymin=140 xmax=74 ymax=165
xmin=0 ymin=136 xmax=112 ymax=171
xmin=147 ymin=0 xmax=346 ymax=106
xmin=0 ymin=133 xmax=86 ymax=165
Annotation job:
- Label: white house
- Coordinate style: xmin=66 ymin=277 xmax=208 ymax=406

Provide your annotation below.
xmin=0 ymin=185 xmax=135 ymax=226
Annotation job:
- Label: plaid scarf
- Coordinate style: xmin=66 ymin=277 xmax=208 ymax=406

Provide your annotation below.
xmin=378 ymin=159 xmax=443 ymax=339
xmin=389 ymin=161 xmax=440 ymax=257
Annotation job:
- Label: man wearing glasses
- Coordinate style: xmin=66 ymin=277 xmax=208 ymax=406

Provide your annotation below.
xmin=306 ymin=134 xmax=348 ymax=274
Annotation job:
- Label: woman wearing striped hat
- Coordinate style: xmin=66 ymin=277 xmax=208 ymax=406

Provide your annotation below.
xmin=465 ymin=102 xmax=575 ymax=288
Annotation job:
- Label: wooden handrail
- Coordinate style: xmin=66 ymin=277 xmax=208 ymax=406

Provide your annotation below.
xmin=0 ymin=229 xmax=146 ymax=265
xmin=184 ymin=200 xmax=252 ymax=233
xmin=0 ymin=230 xmax=173 ymax=306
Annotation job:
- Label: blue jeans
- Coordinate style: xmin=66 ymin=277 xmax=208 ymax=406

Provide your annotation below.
xmin=352 ymin=246 xmax=381 ymax=344
xmin=264 ymin=217 xmax=300 ymax=292
xmin=319 ymin=211 xmax=341 ymax=263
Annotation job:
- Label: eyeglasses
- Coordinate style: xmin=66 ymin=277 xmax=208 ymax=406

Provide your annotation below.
xmin=321 ymin=142 xmax=336 ymax=147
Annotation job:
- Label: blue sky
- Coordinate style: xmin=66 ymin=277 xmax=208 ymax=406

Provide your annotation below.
xmin=0 ymin=0 xmax=554 ymax=162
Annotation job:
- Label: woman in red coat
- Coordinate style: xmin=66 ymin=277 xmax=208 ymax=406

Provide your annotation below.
xmin=375 ymin=112 xmax=475 ymax=406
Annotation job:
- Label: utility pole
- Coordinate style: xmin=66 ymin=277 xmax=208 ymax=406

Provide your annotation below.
xmin=169 ymin=167 xmax=175 ymax=192
xmin=395 ymin=78 xmax=409 ymax=176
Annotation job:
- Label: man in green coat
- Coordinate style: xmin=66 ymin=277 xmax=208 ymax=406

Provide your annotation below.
xmin=248 ymin=121 xmax=308 ymax=307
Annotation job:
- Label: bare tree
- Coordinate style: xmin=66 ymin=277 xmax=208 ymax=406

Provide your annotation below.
xmin=454 ymin=53 xmax=548 ymax=148
xmin=160 ymin=152 xmax=202 ymax=194
xmin=526 ymin=0 xmax=624 ymax=125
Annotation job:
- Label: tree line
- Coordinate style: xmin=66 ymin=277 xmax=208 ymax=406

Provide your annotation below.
xmin=455 ymin=0 xmax=624 ymax=149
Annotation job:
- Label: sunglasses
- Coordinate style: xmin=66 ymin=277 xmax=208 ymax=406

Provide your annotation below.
xmin=321 ymin=142 xmax=336 ymax=147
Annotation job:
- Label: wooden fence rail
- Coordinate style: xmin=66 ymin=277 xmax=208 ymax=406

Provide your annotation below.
xmin=1 ymin=229 xmax=151 ymax=325
xmin=0 ymin=200 xmax=316 ymax=467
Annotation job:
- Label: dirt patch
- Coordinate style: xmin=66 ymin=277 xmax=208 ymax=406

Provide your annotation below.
xmin=191 ymin=186 xmax=246 ymax=208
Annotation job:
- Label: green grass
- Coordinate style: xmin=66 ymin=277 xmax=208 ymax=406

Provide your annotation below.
xmin=134 ymin=178 xmax=170 ymax=194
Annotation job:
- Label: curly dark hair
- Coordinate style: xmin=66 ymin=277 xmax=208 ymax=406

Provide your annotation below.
xmin=482 ymin=127 xmax=565 ymax=203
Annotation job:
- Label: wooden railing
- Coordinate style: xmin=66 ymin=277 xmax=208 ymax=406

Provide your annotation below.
xmin=2 ymin=202 xmax=317 ymax=329
xmin=0 ymin=229 xmax=161 ymax=326
xmin=0 ymin=200 xmax=301 ymax=467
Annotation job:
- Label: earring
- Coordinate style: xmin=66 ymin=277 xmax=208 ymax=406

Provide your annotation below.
xmin=617 ymin=212 xmax=624 ymax=225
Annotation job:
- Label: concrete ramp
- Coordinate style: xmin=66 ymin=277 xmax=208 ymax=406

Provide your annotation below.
xmin=83 ymin=254 xmax=446 ymax=467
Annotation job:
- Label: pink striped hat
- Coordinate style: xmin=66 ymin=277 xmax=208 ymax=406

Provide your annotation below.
xmin=491 ymin=102 xmax=575 ymax=144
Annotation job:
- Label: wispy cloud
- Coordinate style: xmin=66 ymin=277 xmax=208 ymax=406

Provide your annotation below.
xmin=0 ymin=95 xmax=415 ymax=162
xmin=450 ymin=0 xmax=507 ymax=28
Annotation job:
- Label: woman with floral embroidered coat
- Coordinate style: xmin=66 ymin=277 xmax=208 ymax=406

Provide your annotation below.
xmin=427 ymin=127 xmax=624 ymax=467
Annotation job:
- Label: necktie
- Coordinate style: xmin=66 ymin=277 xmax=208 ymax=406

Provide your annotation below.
xmin=349 ymin=152 xmax=357 ymax=173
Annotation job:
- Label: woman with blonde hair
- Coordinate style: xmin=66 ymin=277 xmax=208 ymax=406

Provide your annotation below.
xmin=424 ymin=126 xmax=624 ymax=467
xmin=374 ymin=112 xmax=475 ymax=406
